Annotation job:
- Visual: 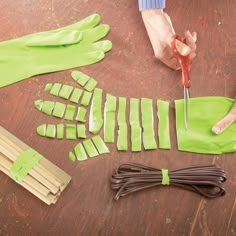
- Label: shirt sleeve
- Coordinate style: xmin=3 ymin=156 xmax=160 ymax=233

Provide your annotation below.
xmin=138 ymin=0 xmax=166 ymax=11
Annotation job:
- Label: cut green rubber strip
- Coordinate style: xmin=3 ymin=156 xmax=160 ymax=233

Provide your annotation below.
xmin=161 ymin=169 xmax=170 ymax=185
xmin=41 ymin=101 xmax=55 ymax=115
xmin=52 ymin=102 xmax=66 ymax=118
xmin=130 ymin=98 xmax=141 ymax=151
xmin=104 ymin=94 xmax=117 ymax=143
xmin=50 ymin=83 xmax=62 ymax=96
xmin=34 ymin=100 xmax=43 ymax=111
xmin=80 ymin=91 xmax=92 ymax=106
xmin=89 ymin=88 xmax=103 ymax=134
xmin=157 ymin=100 xmax=171 ymax=149
xmin=74 ymin=143 xmax=87 ymax=161
xmin=46 ymin=124 xmax=56 ymax=138
xmin=75 ymin=107 xmax=87 ymax=122
xmin=70 ymin=88 xmax=83 ymax=103
xmin=175 ymin=96 xmax=236 ymax=154
xmin=141 ymin=98 xmax=157 ymax=150
xmin=37 ymin=124 xmax=46 ymax=136
xmin=117 ymin=97 xmax=128 ymax=151
xmin=84 ymin=78 xmax=97 ymax=91
xmin=58 ymin=85 xmax=73 ymax=99
xmin=83 ymin=139 xmax=99 ymax=157
xmin=57 ymin=124 xmax=64 ymax=139
xmin=64 ymin=104 xmax=76 ymax=120
xmin=72 ymin=71 xmax=90 ymax=86
xmin=92 ymin=136 xmax=109 ymax=154
xmin=68 ymin=152 xmax=76 ymax=162
xmin=44 ymin=83 xmax=52 ymax=92
xmin=66 ymin=124 xmax=77 ymax=140
xmin=77 ymin=124 xmax=86 ymax=138
xmin=9 ymin=149 xmax=42 ymax=183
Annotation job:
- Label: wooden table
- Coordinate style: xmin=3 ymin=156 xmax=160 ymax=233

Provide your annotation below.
xmin=0 ymin=0 xmax=235 ymax=235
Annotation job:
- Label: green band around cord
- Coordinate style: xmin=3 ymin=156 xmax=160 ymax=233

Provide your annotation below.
xmin=9 ymin=149 xmax=42 ymax=184
xmin=161 ymin=169 xmax=170 ymax=185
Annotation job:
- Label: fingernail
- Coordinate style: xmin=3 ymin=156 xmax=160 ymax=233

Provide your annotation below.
xmin=212 ymin=126 xmax=221 ymax=134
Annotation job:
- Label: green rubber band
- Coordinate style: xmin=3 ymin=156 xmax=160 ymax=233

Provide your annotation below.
xmin=41 ymin=101 xmax=55 ymax=115
xmin=9 ymin=149 xmax=42 ymax=184
xmin=44 ymin=83 xmax=53 ymax=92
xmin=161 ymin=169 xmax=170 ymax=185
xmin=57 ymin=124 xmax=64 ymax=139
xmin=92 ymin=136 xmax=109 ymax=154
xmin=50 ymin=83 xmax=62 ymax=96
xmin=64 ymin=104 xmax=76 ymax=120
xmin=52 ymin=102 xmax=66 ymax=118
xmin=70 ymin=88 xmax=83 ymax=103
xmin=66 ymin=124 xmax=77 ymax=140
xmin=46 ymin=124 xmax=56 ymax=138
xmin=34 ymin=100 xmax=43 ymax=111
xmin=80 ymin=91 xmax=92 ymax=106
xmin=59 ymin=85 xmax=73 ymax=99
xmin=83 ymin=139 xmax=99 ymax=157
xmin=71 ymin=71 xmax=81 ymax=81
xmin=68 ymin=152 xmax=76 ymax=162
xmin=74 ymin=143 xmax=87 ymax=161
xmin=104 ymin=94 xmax=117 ymax=143
xmin=75 ymin=107 xmax=87 ymax=122
xmin=84 ymin=78 xmax=97 ymax=92
xmin=36 ymin=124 xmax=46 ymax=137
xmin=77 ymin=124 xmax=86 ymax=138
xmin=157 ymin=100 xmax=171 ymax=149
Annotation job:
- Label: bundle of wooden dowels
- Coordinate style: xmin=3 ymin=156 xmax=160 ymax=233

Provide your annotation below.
xmin=0 ymin=126 xmax=71 ymax=205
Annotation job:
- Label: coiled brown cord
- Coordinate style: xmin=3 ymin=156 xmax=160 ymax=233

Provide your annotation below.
xmin=111 ymin=163 xmax=226 ymax=200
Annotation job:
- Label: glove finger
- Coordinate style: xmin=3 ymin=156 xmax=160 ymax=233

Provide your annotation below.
xmin=76 ymin=40 xmax=112 ymax=53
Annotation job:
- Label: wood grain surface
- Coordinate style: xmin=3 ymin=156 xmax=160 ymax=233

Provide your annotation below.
xmin=0 ymin=0 xmax=235 ymax=235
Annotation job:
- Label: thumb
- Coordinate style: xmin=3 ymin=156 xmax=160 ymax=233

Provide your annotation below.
xmin=175 ymin=39 xmax=191 ymax=56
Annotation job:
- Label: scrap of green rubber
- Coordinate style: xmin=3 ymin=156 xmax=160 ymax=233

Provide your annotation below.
xmin=44 ymin=83 xmax=52 ymax=92
xmin=66 ymin=124 xmax=77 ymax=140
xmin=52 ymin=102 xmax=66 ymax=118
xmin=130 ymin=98 xmax=141 ymax=151
xmin=46 ymin=124 xmax=56 ymax=138
xmin=74 ymin=143 xmax=87 ymax=161
xmin=56 ymin=124 xmax=64 ymax=139
xmin=50 ymin=83 xmax=62 ymax=96
xmin=157 ymin=100 xmax=171 ymax=149
xmin=84 ymin=78 xmax=97 ymax=92
xmin=104 ymin=94 xmax=117 ymax=143
xmin=80 ymin=91 xmax=92 ymax=106
xmin=75 ymin=107 xmax=87 ymax=122
xmin=141 ymin=98 xmax=157 ymax=150
xmin=42 ymin=101 xmax=55 ymax=115
xmin=77 ymin=124 xmax=86 ymax=138
xmin=34 ymin=100 xmax=43 ymax=111
xmin=72 ymin=71 xmax=90 ymax=86
xmin=64 ymin=104 xmax=76 ymax=120
xmin=83 ymin=139 xmax=99 ymax=157
xmin=117 ymin=97 xmax=128 ymax=151
xmin=68 ymin=152 xmax=76 ymax=162
xmin=58 ymin=84 xmax=73 ymax=99
xmin=89 ymin=88 xmax=103 ymax=134
xmin=71 ymin=71 xmax=80 ymax=81
xmin=92 ymin=136 xmax=109 ymax=154
xmin=37 ymin=124 xmax=46 ymax=136
xmin=70 ymin=88 xmax=83 ymax=103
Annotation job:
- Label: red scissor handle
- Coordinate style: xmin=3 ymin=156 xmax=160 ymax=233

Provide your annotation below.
xmin=171 ymin=34 xmax=192 ymax=88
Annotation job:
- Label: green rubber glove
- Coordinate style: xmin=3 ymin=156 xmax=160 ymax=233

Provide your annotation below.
xmin=0 ymin=14 xmax=112 ymax=88
xmin=175 ymin=96 xmax=236 ymax=154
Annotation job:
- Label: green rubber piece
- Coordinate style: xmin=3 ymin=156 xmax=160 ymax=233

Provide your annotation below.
xmin=157 ymin=100 xmax=171 ymax=149
xmin=74 ymin=143 xmax=87 ymax=161
xmin=89 ymin=88 xmax=103 ymax=134
xmin=130 ymin=98 xmax=141 ymax=151
xmin=161 ymin=169 xmax=170 ymax=185
xmin=34 ymin=100 xmax=43 ymax=111
xmin=9 ymin=149 xmax=42 ymax=183
xmin=117 ymin=97 xmax=128 ymax=151
xmin=56 ymin=124 xmax=64 ymax=139
xmin=175 ymin=96 xmax=236 ymax=154
xmin=84 ymin=78 xmax=97 ymax=91
xmin=92 ymin=136 xmax=109 ymax=154
xmin=71 ymin=71 xmax=80 ymax=81
xmin=66 ymin=124 xmax=77 ymax=140
xmin=50 ymin=83 xmax=62 ymax=96
xmin=70 ymin=88 xmax=83 ymax=103
xmin=77 ymin=124 xmax=86 ymax=138
xmin=44 ymin=83 xmax=53 ymax=92
xmin=42 ymin=101 xmax=55 ymax=115
xmin=52 ymin=102 xmax=66 ymax=118
xmin=104 ymin=94 xmax=117 ymax=143
xmin=68 ymin=152 xmax=76 ymax=162
xmin=64 ymin=104 xmax=76 ymax=121
xmin=46 ymin=124 xmax=56 ymax=138
xmin=36 ymin=124 xmax=46 ymax=136
xmin=58 ymin=85 xmax=73 ymax=99
xmin=74 ymin=71 xmax=91 ymax=86
xmin=141 ymin=98 xmax=157 ymax=150
xmin=80 ymin=91 xmax=92 ymax=106
xmin=75 ymin=107 xmax=87 ymax=122
xmin=83 ymin=139 xmax=99 ymax=157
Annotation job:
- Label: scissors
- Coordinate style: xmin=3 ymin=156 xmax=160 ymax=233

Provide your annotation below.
xmin=171 ymin=35 xmax=192 ymax=130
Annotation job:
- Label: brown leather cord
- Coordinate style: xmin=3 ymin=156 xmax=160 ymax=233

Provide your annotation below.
xmin=111 ymin=163 xmax=226 ymax=200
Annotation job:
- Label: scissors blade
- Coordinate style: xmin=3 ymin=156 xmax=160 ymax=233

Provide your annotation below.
xmin=184 ymin=86 xmax=188 ymax=130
